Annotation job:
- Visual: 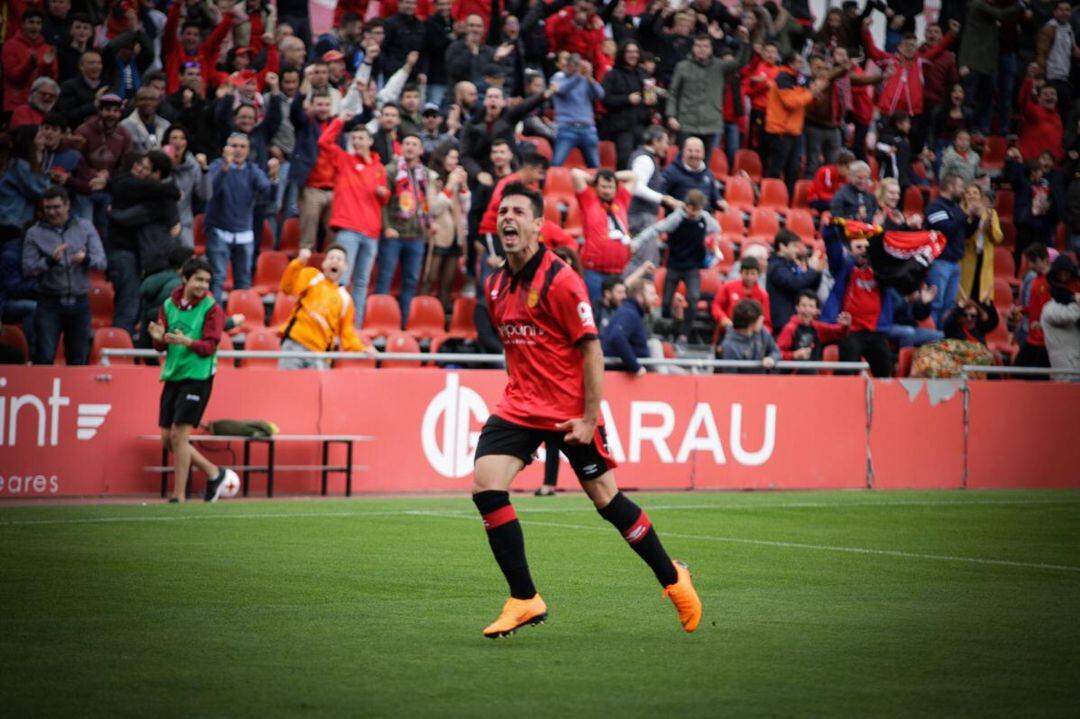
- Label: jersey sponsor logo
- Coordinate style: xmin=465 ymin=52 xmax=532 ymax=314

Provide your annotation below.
xmin=498 ymin=323 xmax=545 ymax=343
xmin=577 ymin=301 xmax=596 ymax=328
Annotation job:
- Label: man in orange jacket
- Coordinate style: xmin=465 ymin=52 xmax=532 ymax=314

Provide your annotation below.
xmin=764 ymin=51 xmax=825 ymax=193
xmin=277 ymin=248 xmax=370 ymax=369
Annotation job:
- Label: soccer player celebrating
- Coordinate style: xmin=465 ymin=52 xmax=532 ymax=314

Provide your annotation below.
xmin=148 ymin=257 xmax=239 ymax=503
xmin=473 ymin=183 xmax=701 ymax=638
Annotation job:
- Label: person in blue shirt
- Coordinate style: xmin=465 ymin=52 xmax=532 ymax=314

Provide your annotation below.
xmin=601 ymin=277 xmax=657 ymax=376
xmin=204 ymin=133 xmax=280 ymax=301
xmin=550 ymin=53 xmax=605 ymax=168
xmin=925 ymin=172 xmax=978 ymax=327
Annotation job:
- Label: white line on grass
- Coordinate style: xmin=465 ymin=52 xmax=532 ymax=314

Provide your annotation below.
xmin=1 ymin=496 xmax=1076 ymax=527
xmin=413 ymin=511 xmax=1080 ymax=575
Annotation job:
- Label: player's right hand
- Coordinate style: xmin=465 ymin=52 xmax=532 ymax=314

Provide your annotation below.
xmin=555 ymin=418 xmax=596 ymax=446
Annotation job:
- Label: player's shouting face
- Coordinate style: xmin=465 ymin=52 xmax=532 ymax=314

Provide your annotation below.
xmin=497 ymin=192 xmax=543 ymax=257
xmin=322 ymin=248 xmax=349 ymax=283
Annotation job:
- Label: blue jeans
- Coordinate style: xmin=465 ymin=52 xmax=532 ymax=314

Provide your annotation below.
xmin=996 ymin=53 xmax=1018 ymax=135
xmin=277 ymin=162 xmax=301 ymax=222
xmin=426 ymin=83 xmax=449 ymax=110
xmin=74 ymin=191 xmax=111 ymax=241
xmin=32 ymin=295 xmax=91 ymax=365
xmin=888 ymin=324 xmax=944 ymax=348
xmin=106 ymin=249 xmax=140 ymax=336
xmin=375 ymin=237 xmax=425 ymax=326
xmin=927 ymin=259 xmax=961 ymax=328
xmin=206 ymin=230 xmax=255 ymax=302
xmin=335 ymin=229 xmax=379 ymax=327
xmin=885 ymin=30 xmax=902 ymax=54
xmin=553 ymin=124 xmax=600 ymax=167
xmin=724 ymin=123 xmax=741 ymax=169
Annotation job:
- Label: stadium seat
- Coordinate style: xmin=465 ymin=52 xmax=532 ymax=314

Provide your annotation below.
xmin=717 ymin=209 xmax=746 ymax=237
xmin=993 ymin=246 xmax=1016 ymax=279
xmin=896 ymin=346 xmax=914 ymax=378
xmin=252 ymin=251 xmax=291 ymax=296
xmin=217 ymin=332 xmax=235 ymax=351
xmin=448 ymin=297 xmax=478 ymax=340
xmin=665 ymin=144 xmax=679 ymax=165
xmin=406 ymin=296 xmax=448 ymax=341
xmin=985 ymin=318 xmax=1015 ymax=362
xmin=239 ymin=328 xmax=281 ymax=367
xmin=903 ymin=185 xmax=924 ymax=216
xmin=747 ymin=208 xmax=781 ymax=237
xmin=362 ymin=294 xmax=403 ymax=337
xmin=561 ymin=147 xmax=587 ymax=169
xmin=713 ymin=237 xmax=736 ymax=272
xmin=994 ymin=189 xmax=1014 ymax=224
xmin=561 ymin=198 xmax=584 ymax=237
xmin=193 ymin=214 xmax=206 ymax=253
xmin=225 ymin=289 xmax=268 ymax=333
xmin=543 ymin=195 xmax=564 ymax=224
xmin=724 ymin=175 xmax=756 ymax=213
xmin=708 ymin=148 xmax=729 ymax=179
xmin=278 ymin=217 xmax=301 ymax=255
xmin=785 ymin=209 xmax=816 ymax=241
xmin=757 ymin=179 xmax=789 ymax=212
xmin=89 ymin=327 xmax=133 ymax=365
xmin=0 ymin=324 xmax=29 ymax=363
xmin=543 ymin=167 xmax=574 ymax=196
xmin=743 ymin=234 xmax=774 ymax=249
xmin=732 ymin=149 xmax=762 ymax=182
xmin=867 ymin=155 xmax=880 ymax=180
xmin=653 ymin=266 xmax=670 ymax=295
xmin=89 ymin=284 xmax=115 ymax=330
xmin=306 ymin=252 xmax=325 ymax=269
xmin=821 ymin=344 xmax=839 ymax=375
xmin=269 ymin=293 xmax=297 ymax=327
xmin=993 ymin=277 xmax=1013 ymax=312
xmin=521 ymin=135 xmax=553 ymax=161
xmin=982 ymin=136 xmax=1006 ymax=172
xmin=381 ymin=332 xmax=423 ymax=368
xmin=699 ymin=267 xmax=722 ymax=297
xmin=791 ymin=179 xmax=813 ymax=212
xmin=1056 ymin=222 xmax=1067 ymax=251
xmin=998 ymin=222 xmax=1016 ymax=249
xmin=598 ymin=141 xmax=617 ymax=170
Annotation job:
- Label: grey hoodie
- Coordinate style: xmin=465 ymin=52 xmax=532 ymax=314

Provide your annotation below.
xmin=22 ymin=217 xmax=107 ymax=298
xmin=719 ymin=327 xmax=781 ymax=373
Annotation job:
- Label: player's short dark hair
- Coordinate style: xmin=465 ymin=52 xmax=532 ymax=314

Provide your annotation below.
xmin=142 ymin=69 xmax=166 ymax=87
xmin=181 ymin=20 xmax=202 ymax=33
xmin=796 ymin=289 xmax=819 ymax=305
xmin=399 ymin=131 xmax=423 ymax=144
xmin=602 ymin=276 xmax=625 ymax=294
xmin=732 ymin=298 xmax=763 ymax=329
xmin=501 ymin=182 xmax=543 ymax=219
xmin=693 ymin=33 xmax=712 ymax=43
xmin=168 ymin=245 xmax=194 ymax=269
xmin=594 ymin=169 xmax=617 ymax=185
xmin=643 ymin=125 xmax=667 ymax=146
xmin=740 ymin=256 xmax=761 ymax=273
xmin=181 ymin=256 xmax=213 ymax=280
xmin=491 ymin=137 xmax=512 ymax=151
xmin=901 ymin=32 xmax=917 ymax=42
xmin=42 ymin=185 xmax=69 ymax=203
xmin=891 ymin=111 xmax=911 ymax=127
xmin=1023 ymin=243 xmax=1049 ymax=262
xmin=71 ymin=12 xmax=94 ymax=25
xmin=22 ymin=7 xmax=44 ymax=21
xmin=310 ymin=88 xmax=332 ymax=100
xmin=325 ymin=243 xmax=348 ymax=258
xmin=836 ymin=149 xmax=856 ymax=166
xmin=522 ymin=152 xmax=549 ymax=169
xmin=774 ymin=229 xmax=801 ymax=250
xmin=146 ymin=150 xmax=173 ymax=179
xmin=402 ymin=82 xmax=421 ymax=95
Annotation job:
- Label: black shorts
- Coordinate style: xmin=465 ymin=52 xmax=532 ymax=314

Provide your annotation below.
xmin=159 ymin=378 xmax=214 ymax=429
xmin=474 ymin=415 xmax=617 ymax=481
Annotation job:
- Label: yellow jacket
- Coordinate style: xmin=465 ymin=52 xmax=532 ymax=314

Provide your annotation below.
xmin=959 ymin=209 xmax=1003 ymax=304
xmin=277 ymin=259 xmax=366 ymax=353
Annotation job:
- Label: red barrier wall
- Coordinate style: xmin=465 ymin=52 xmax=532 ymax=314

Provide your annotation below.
xmin=1 ymin=366 xmax=1077 ymax=497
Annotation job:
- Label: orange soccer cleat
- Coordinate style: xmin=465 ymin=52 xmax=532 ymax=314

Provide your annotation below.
xmin=663 ymin=560 xmax=702 ymax=633
xmin=482 ymin=595 xmax=548 ymax=639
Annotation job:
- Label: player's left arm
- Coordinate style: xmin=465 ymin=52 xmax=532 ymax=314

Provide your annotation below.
xmin=557 ymin=338 xmax=603 ymax=445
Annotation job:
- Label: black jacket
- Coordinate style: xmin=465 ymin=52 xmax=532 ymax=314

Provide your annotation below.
xmin=767 ymin=255 xmax=823 ymax=333
xmin=459 ymin=92 xmax=547 ymax=177
xmin=423 ymin=13 xmax=456 ymax=86
xmin=382 ymin=13 xmax=428 ymax=79
xmin=601 ymin=64 xmax=647 ymax=134
xmin=56 ymin=75 xmax=103 ymax=130
xmin=445 ymin=40 xmax=496 ymax=86
xmin=107 ymin=173 xmax=181 ymax=256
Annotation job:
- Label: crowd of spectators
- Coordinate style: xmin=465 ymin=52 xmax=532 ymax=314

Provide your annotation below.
xmin=0 ymin=0 xmax=1079 ymax=376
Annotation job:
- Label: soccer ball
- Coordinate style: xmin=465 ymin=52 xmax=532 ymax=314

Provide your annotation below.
xmin=220 ymin=471 xmax=241 ymax=499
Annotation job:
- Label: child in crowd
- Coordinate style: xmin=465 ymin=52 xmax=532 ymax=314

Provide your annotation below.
xmin=712 ymin=255 xmax=772 ymax=339
xmin=776 ymin=290 xmax=851 ymax=361
xmin=719 ymin=298 xmax=782 ymax=372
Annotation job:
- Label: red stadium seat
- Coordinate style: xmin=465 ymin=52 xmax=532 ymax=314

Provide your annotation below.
xmin=747 ymin=208 xmax=781 ymax=237
xmin=598 ymin=140 xmax=617 ymax=170
xmin=708 ymin=148 xmax=729 ymax=179
xmin=713 ymin=237 xmax=736 ymax=272
xmin=791 ymin=179 xmax=813 ymax=212
xmin=270 ymin=293 xmax=297 ymax=327
xmin=903 ymin=185 xmax=924 ymax=216
xmin=362 ymin=294 xmax=403 ymax=337
xmin=732 ymin=149 xmax=762 ymax=182
xmin=225 ymin=289 xmax=267 ymax=333
xmin=994 ymin=189 xmax=1014 ymax=224
xmin=993 ymin=246 xmax=1016 ymax=279
xmin=561 ymin=198 xmax=584 ymax=237
xmin=522 ymin=135 xmax=553 ymax=161
xmin=89 ymin=284 xmax=115 ymax=330
xmin=406 ymin=296 xmax=448 ymax=341
xmin=896 ymin=346 xmax=915 ymax=378
xmin=993 ymin=277 xmax=1013 ymax=312
xmin=252 ymin=251 xmax=291 ymax=296
xmin=867 ymin=155 xmax=880 ymax=180
xmin=757 ymin=179 xmax=789 ymax=212
xmin=448 ymin=297 xmax=478 ymax=340
xmin=561 ymin=147 xmax=587 ymax=169
xmin=1 ymin=324 xmax=29 ymax=363
xmin=543 ymin=167 xmax=574 ymax=196
xmin=278 ymin=217 xmax=301 ymax=256
xmin=239 ymin=328 xmax=281 ymax=368
xmin=742 ymin=234 xmax=775 ymax=249
xmin=90 ymin=327 xmax=134 ymax=365
xmin=820 ymin=344 xmax=839 ymax=375
xmin=982 ymin=136 xmax=1006 ymax=172
xmin=260 ymin=220 xmax=274 ymax=251
xmin=381 ymin=331 xmax=423 ymax=368
xmin=717 ymin=209 xmax=746 ymax=237
xmin=724 ymin=175 xmax=756 ymax=213
xmin=699 ymin=267 xmax=722 ymax=297
xmin=785 ymin=209 xmax=816 ymax=241
xmin=193 ymin=214 xmax=206 ymax=253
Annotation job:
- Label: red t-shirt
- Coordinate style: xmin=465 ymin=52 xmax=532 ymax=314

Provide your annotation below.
xmin=711 ymin=279 xmax=772 ymax=332
xmin=843 ymin=264 xmax=882 ymax=331
xmin=1026 ymin=275 xmax=1051 ymax=347
xmin=486 ymin=245 xmax=598 ymax=429
xmin=577 ymin=185 xmax=631 ymax=274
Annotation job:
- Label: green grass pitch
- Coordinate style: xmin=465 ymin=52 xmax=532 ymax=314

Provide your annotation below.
xmin=1 ymin=490 xmax=1078 ymax=717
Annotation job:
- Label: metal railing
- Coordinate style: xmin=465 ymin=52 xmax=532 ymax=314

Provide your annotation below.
xmin=99 ymin=348 xmax=871 ymax=373
xmin=959 ymin=365 xmax=1080 ymax=379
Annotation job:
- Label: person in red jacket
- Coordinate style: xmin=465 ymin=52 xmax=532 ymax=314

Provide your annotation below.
xmin=317 ymin=115 xmax=390 ymax=327
xmin=546 ymin=0 xmax=606 ymax=74
xmin=162 ymin=2 xmax=236 ymax=95
xmin=776 ymin=290 xmax=851 ymax=361
xmin=861 ymin=17 xmax=959 ymax=118
xmin=809 ymin=149 xmax=854 ymax=212
xmin=711 ymin=255 xmax=771 ymax=340
xmin=741 ymin=43 xmax=780 ymax=152
xmin=2 ymin=8 xmax=58 ymax=115
xmin=1018 ymin=68 xmax=1065 ymax=164
xmin=572 ymin=166 xmax=636 ymax=302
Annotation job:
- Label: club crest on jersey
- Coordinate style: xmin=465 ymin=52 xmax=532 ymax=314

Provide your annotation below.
xmin=527 ymin=287 xmax=539 ymax=308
